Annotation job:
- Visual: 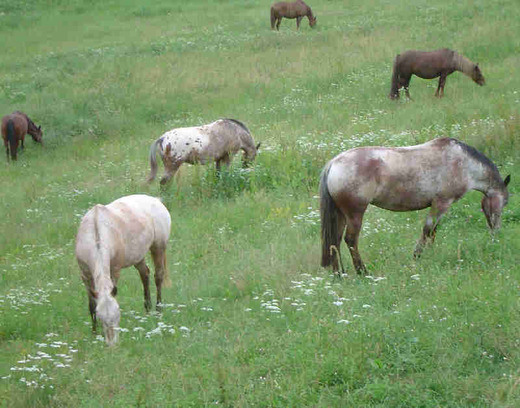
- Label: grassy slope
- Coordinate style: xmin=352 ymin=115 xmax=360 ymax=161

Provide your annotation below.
xmin=0 ymin=0 xmax=519 ymax=406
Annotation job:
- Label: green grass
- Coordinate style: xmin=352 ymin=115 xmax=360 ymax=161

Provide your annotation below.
xmin=1 ymin=0 xmax=519 ymax=406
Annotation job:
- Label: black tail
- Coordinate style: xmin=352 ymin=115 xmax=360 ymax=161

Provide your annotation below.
xmin=320 ymin=163 xmax=339 ymax=267
xmin=270 ymin=7 xmax=276 ymax=29
xmin=6 ymin=120 xmax=17 ymax=160
xmin=389 ymin=54 xmax=400 ymax=99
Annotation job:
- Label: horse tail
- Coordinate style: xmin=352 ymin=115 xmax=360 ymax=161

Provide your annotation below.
xmin=147 ymin=137 xmax=162 ymax=183
xmin=270 ymin=6 xmax=276 ymax=29
xmin=320 ymin=162 xmax=339 ymax=267
xmin=389 ymin=54 xmax=400 ymax=99
xmin=6 ymin=119 xmax=17 ymax=160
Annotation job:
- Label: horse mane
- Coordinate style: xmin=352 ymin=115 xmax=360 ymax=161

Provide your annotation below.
xmin=13 ymin=110 xmax=37 ymax=130
xmin=452 ymin=139 xmax=503 ymax=184
xmin=222 ymin=118 xmax=251 ymax=135
xmin=452 ymin=52 xmax=476 ymax=77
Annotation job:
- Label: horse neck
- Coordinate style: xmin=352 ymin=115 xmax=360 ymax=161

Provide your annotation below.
xmin=453 ymin=53 xmax=475 ymax=78
xmin=91 ymin=206 xmax=114 ymax=296
xmin=468 ymin=159 xmax=503 ymax=196
xmin=93 ymin=255 xmax=113 ymax=296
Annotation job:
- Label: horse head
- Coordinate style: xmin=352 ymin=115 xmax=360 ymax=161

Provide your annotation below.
xmin=242 ymin=142 xmax=261 ymax=168
xmin=96 ymin=294 xmax=121 ymax=346
xmin=309 ymin=15 xmax=317 ymax=27
xmin=482 ymin=174 xmax=510 ymax=231
xmin=29 ymin=124 xmax=43 ymax=144
xmin=472 ymin=63 xmax=485 ymax=86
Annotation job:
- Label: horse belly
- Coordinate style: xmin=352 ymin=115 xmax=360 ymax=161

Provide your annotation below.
xmin=371 ymin=179 xmax=434 ymax=211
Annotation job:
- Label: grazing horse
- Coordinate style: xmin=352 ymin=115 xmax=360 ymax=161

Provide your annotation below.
xmin=271 ymin=0 xmax=316 ymax=30
xmin=1 ymin=111 xmax=43 ymax=161
xmin=320 ymin=138 xmax=510 ymax=275
xmin=76 ymin=194 xmax=171 ymax=346
xmin=389 ymin=49 xmax=485 ymax=99
xmin=148 ymin=118 xmax=260 ymax=185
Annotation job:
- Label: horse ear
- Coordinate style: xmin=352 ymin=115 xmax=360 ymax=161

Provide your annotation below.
xmin=504 ymin=174 xmax=511 ymax=186
xmin=256 ymin=142 xmax=261 ymax=151
xmin=38 ymin=125 xmax=41 ymax=130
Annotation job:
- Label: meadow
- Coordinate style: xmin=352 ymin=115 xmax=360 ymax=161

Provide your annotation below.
xmin=1 ymin=0 xmax=519 ymax=406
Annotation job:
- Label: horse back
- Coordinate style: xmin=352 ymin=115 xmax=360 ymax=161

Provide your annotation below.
xmin=1 ymin=113 xmax=28 ymax=139
xmin=271 ymin=0 xmax=308 ymax=18
xmin=327 ymin=140 xmax=471 ymax=211
xmin=398 ymin=49 xmax=456 ymax=78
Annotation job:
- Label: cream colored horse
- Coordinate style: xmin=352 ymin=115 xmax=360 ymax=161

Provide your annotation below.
xmin=320 ymin=138 xmax=510 ymax=275
xmin=75 ymin=194 xmax=171 ymax=346
xmin=147 ymin=118 xmax=260 ymax=185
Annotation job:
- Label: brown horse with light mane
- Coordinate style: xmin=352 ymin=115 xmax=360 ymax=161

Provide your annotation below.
xmin=320 ymin=138 xmax=510 ymax=275
xmin=271 ymin=0 xmax=316 ymax=30
xmin=1 ymin=111 xmax=43 ymax=161
xmin=389 ymin=49 xmax=485 ymax=99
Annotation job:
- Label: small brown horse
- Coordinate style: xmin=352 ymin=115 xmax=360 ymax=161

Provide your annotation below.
xmin=320 ymin=138 xmax=510 ymax=275
xmin=1 ymin=111 xmax=43 ymax=161
xmin=271 ymin=0 xmax=316 ymax=30
xmin=389 ymin=49 xmax=485 ymax=99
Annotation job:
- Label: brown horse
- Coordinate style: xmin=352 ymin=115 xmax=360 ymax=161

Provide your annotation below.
xmin=320 ymin=138 xmax=510 ymax=275
xmin=1 ymin=111 xmax=43 ymax=161
xmin=271 ymin=0 xmax=316 ymax=30
xmin=389 ymin=49 xmax=485 ymax=99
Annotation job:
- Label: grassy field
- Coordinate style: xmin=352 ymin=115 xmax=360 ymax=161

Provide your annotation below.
xmin=1 ymin=0 xmax=519 ymax=406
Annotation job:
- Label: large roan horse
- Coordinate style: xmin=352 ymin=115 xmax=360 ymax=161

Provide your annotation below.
xmin=76 ymin=194 xmax=171 ymax=346
xmin=271 ymin=0 xmax=316 ymax=30
xmin=1 ymin=111 xmax=43 ymax=161
xmin=320 ymin=138 xmax=510 ymax=275
xmin=148 ymin=118 xmax=260 ymax=185
xmin=389 ymin=49 xmax=485 ymax=99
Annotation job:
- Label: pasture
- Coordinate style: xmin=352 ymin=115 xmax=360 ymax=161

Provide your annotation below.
xmin=1 ymin=0 xmax=519 ymax=406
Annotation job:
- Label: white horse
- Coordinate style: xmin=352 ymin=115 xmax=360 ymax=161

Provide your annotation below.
xmin=147 ymin=118 xmax=260 ymax=185
xmin=75 ymin=194 xmax=171 ymax=346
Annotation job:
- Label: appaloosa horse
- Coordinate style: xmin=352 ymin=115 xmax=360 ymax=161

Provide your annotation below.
xmin=148 ymin=118 xmax=260 ymax=185
xmin=76 ymin=194 xmax=171 ymax=346
xmin=320 ymin=138 xmax=510 ymax=275
xmin=271 ymin=0 xmax=316 ymax=30
xmin=389 ymin=49 xmax=485 ymax=99
xmin=1 ymin=111 xmax=43 ymax=161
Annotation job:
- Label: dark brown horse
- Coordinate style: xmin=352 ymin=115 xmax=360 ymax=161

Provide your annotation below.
xmin=271 ymin=0 xmax=316 ymax=30
xmin=1 ymin=111 xmax=43 ymax=161
xmin=320 ymin=138 xmax=510 ymax=275
xmin=389 ymin=49 xmax=485 ymax=99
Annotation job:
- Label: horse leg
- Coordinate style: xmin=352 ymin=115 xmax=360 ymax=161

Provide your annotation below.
xmin=402 ymin=76 xmax=412 ymax=100
xmin=135 ymin=260 xmax=152 ymax=312
xmin=296 ymin=16 xmax=303 ymax=30
xmin=439 ymin=74 xmax=447 ymax=97
xmin=344 ymin=210 xmax=367 ymax=275
xmin=151 ymin=246 xmax=167 ymax=311
xmin=217 ymin=153 xmax=231 ymax=174
xmin=276 ymin=18 xmax=281 ymax=30
xmin=414 ymin=198 xmax=453 ymax=257
xmin=331 ymin=212 xmax=347 ymax=276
